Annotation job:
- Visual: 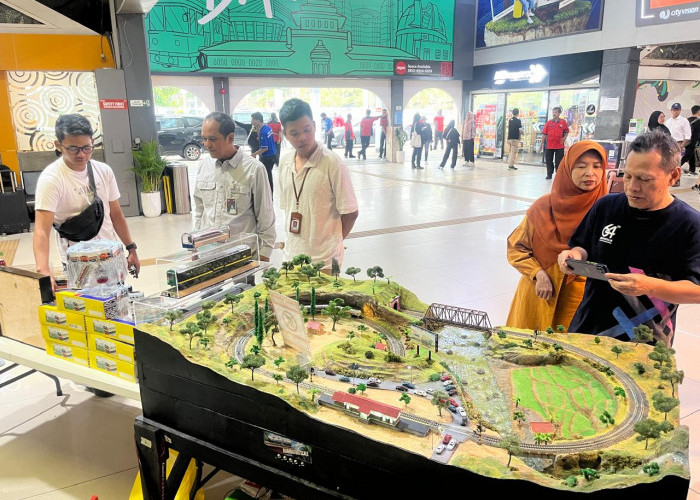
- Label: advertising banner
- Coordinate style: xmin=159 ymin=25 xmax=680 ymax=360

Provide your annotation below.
xmin=475 ymin=0 xmax=604 ymax=49
xmin=636 ymin=0 xmax=700 ymax=26
xmin=146 ymin=0 xmax=455 ymax=77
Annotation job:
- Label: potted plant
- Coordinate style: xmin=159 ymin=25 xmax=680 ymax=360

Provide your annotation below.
xmin=130 ymin=139 xmax=168 ymax=218
xmin=394 ymin=126 xmax=408 ymax=164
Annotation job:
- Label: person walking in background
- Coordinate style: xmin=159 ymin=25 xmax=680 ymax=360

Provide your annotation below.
xmin=267 ymin=112 xmax=282 ymax=166
xmin=685 ymin=105 xmax=700 ymax=177
xmin=410 ymin=113 xmax=424 ymax=169
xmin=438 ymin=120 xmax=460 ymax=169
xmin=648 ymin=110 xmax=671 ymax=135
xmin=320 ymin=112 xmax=334 ymax=150
xmin=432 ymin=109 xmax=445 ymax=150
xmin=506 ymin=141 xmax=608 ymax=331
xmin=344 ymin=114 xmax=355 ymax=159
xmin=378 ymin=108 xmax=389 ymax=159
xmin=251 ymin=112 xmax=277 ymax=195
xmin=541 ymin=106 xmax=569 ymax=179
xmin=666 ymin=103 xmax=691 ymax=187
xmin=506 ymin=108 xmax=523 ymax=171
xmin=332 ymin=113 xmax=344 ymax=128
xmin=420 ymin=116 xmax=433 ymax=164
xmin=358 ymin=109 xmax=378 ymax=160
xmin=462 ymin=111 xmax=476 ymax=167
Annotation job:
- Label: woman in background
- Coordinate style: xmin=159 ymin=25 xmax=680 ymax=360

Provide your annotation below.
xmin=648 ymin=111 xmax=671 ymax=135
xmin=506 ymin=141 xmax=608 ymax=331
xmin=410 ymin=113 xmax=424 ymax=169
xmin=462 ymin=111 xmax=476 ymax=166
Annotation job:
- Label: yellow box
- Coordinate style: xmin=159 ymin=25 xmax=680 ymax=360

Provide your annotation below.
xmin=38 ymin=304 xmax=85 ymax=332
xmin=87 ymin=333 xmax=135 ymax=364
xmin=45 ymin=339 xmax=90 ymax=367
xmin=89 ymin=351 xmax=137 ymax=383
xmin=85 ymin=316 xmax=135 ymax=345
xmin=41 ymin=324 xmax=87 ymax=349
xmin=56 ymin=290 xmax=119 ymax=319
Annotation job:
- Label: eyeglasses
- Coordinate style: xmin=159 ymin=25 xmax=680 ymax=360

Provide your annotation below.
xmin=61 ymin=144 xmax=94 ymax=155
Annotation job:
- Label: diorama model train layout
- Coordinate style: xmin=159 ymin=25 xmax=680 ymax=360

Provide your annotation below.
xmin=135 ymin=254 xmax=690 ymax=499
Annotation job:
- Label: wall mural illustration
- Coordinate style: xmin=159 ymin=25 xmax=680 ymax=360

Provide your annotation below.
xmin=475 ymin=0 xmax=604 ymax=49
xmin=146 ymin=0 xmax=455 ymax=76
xmin=7 ymin=71 xmax=103 ymax=152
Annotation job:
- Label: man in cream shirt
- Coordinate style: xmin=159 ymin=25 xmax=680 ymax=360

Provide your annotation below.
xmin=277 ymin=98 xmax=358 ymax=268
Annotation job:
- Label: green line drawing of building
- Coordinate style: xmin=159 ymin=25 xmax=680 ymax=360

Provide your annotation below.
xmin=146 ymin=0 xmax=454 ymax=76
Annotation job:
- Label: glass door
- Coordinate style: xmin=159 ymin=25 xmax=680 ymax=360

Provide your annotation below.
xmin=472 ymin=93 xmax=505 ymax=159
xmin=504 ymin=91 xmax=549 ymax=165
xmin=550 ymin=88 xmax=599 ymax=146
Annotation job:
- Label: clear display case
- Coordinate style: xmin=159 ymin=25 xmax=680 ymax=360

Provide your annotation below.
xmin=65 ymin=240 xmax=128 ymax=289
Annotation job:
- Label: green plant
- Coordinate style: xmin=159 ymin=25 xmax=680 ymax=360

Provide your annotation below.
xmin=394 ymin=126 xmax=408 ymax=150
xmin=130 ymin=139 xmax=167 ymax=192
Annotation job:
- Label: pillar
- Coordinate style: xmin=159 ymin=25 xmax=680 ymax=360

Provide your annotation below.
xmin=594 ymin=48 xmax=641 ymax=141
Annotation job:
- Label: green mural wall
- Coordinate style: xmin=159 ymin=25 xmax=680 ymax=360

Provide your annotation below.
xmin=146 ymin=0 xmax=455 ymax=76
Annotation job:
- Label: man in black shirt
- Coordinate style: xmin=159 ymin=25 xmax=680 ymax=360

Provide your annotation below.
xmin=507 ymin=108 xmax=522 ymax=171
xmin=557 ymin=130 xmax=700 ymax=346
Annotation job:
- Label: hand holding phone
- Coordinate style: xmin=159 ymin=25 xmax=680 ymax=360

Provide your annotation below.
xmin=565 ymin=258 xmax=610 ymax=281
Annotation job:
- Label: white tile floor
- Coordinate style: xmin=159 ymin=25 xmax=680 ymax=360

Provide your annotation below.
xmin=2 ymin=151 xmax=699 ymax=499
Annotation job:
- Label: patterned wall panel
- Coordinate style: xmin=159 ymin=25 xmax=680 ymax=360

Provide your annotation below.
xmin=7 ymin=71 xmax=103 ymax=152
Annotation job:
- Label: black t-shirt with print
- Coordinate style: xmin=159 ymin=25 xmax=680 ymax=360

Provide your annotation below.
xmin=507 ymin=117 xmax=522 ymax=140
xmin=568 ymin=193 xmax=700 ymax=341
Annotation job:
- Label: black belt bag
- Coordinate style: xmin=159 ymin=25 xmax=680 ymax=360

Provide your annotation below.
xmin=53 ymin=161 xmax=105 ymax=242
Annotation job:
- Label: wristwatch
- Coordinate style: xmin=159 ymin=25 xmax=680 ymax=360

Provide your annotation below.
xmin=125 ymin=242 xmax=137 ymax=252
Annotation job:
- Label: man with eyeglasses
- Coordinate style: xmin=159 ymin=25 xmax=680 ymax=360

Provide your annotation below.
xmin=33 ymin=113 xmax=140 ymax=289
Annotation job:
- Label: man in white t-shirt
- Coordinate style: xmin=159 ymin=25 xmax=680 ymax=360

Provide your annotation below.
xmin=278 ymin=98 xmax=359 ymax=268
xmin=33 ymin=114 xmax=140 ymax=289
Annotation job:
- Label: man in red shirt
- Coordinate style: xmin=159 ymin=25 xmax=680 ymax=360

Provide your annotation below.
xmin=358 ymin=109 xmax=379 ymax=160
xmin=378 ymin=109 xmax=389 ymax=159
xmin=541 ymin=106 xmax=569 ymax=179
xmin=433 ymin=109 xmax=445 ymax=150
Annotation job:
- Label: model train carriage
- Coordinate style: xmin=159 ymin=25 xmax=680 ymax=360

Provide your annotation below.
xmin=166 ymin=244 xmax=253 ymax=292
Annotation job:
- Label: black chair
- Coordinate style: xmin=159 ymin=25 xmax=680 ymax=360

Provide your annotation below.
xmin=20 ymin=170 xmax=41 ymax=222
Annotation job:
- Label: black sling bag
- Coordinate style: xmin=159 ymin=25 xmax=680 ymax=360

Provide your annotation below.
xmin=53 ymin=161 xmax=105 ymax=241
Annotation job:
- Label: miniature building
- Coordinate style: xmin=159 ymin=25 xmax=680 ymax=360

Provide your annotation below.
xmin=530 ymin=422 xmax=555 ymax=435
xmin=331 ymin=391 xmax=401 ymax=425
xmin=374 ymin=342 xmax=387 ymax=351
xmin=306 ymin=320 xmax=323 ymax=335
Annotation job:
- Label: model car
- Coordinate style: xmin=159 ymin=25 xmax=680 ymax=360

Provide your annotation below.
xmin=339 ymin=376 xmax=350 ymax=382
xmin=324 ymin=369 xmax=336 ymax=376
xmin=442 ymin=434 xmax=452 ymax=445
xmin=395 ymin=385 xmax=408 ymax=392
xmin=444 ymin=384 xmax=456 ymax=391
xmin=440 ymin=374 xmax=451 ymax=382
xmin=457 ymin=407 xmax=467 ymax=417
xmin=443 ymin=379 xmax=454 ymax=386
xmin=426 ymin=388 xmax=435 ymax=395
xmin=401 ymin=381 xmax=415 ymax=389
xmin=448 ymin=404 xmax=457 ymax=413
xmin=368 ymin=377 xmax=382 ymax=384
xmin=447 ymin=388 xmax=458 ymax=396
xmin=367 ymin=381 xmax=379 ymax=387
xmin=414 ymin=390 xmax=427 ymax=397
xmin=349 ymin=362 xmax=359 ymax=370
xmin=449 ymin=398 xmax=459 ymax=407
xmin=435 ymin=444 xmax=445 ymax=454
xmin=156 ymin=116 xmax=204 ymax=160
xmin=447 ymin=439 xmax=457 ymax=451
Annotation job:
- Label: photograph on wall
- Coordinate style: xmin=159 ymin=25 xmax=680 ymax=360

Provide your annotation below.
xmin=633 ymin=80 xmax=700 ymax=130
xmin=146 ymin=0 xmax=454 ymax=76
xmin=636 ymin=0 xmax=700 ymax=26
xmin=475 ymin=0 xmax=604 ymax=49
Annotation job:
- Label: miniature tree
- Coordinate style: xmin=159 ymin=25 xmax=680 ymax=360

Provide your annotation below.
xmin=222 ymin=317 xmax=232 ymax=329
xmin=566 ymin=475 xmax=578 ymax=487
xmin=292 ymin=254 xmax=312 ymax=267
xmin=286 ymin=364 xmax=309 ymax=394
xmin=225 ymin=357 xmax=238 ymax=370
xmin=179 ymin=322 xmax=202 ymax=350
xmin=309 ymin=388 xmax=320 ymax=403
xmin=250 ymin=344 xmax=261 ymax=355
xmin=164 ymin=310 xmax=184 ymax=331
xmin=201 ymin=300 xmax=216 ymax=311
xmin=553 ymin=344 xmax=564 ymax=352
xmin=199 ymin=336 xmax=211 ymax=349
xmin=196 ymin=310 xmax=217 ymax=336
xmin=366 ymin=266 xmax=384 ymax=283
xmin=594 ymin=336 xmax=601 ymax=344
xmin=348 ymin=387 xmax=357 ymax=394
xmin=522 ymin=339 xmax=533 ymax=348
xmin=431 ymin=390 xmax=450 ymax=417
xmin=346 ymin=331 xmax=355 ymax=339
xmin=241 ymin=353 xmax=265 ymax=381
xmin=633 ymin=324 xmax=654 ymax=346
xmin=557 ymin=325 xmax=565 ymax=333
xmin=652 ymin=391 xmax=679 ymax=420
xmin=497 ymin=330 xmax=507 ymax=339
xmin=513 ymin=411 xmax=526 ymax=425
xmin=274 ymin=356 xmax=285 ymax=368
xmin=264 ymin=311 xmax=279 ymax=346
xmin=611 ymin=345 xmax=623 ymax=358
xmin=648 ymin=343 xmax=674 ymax=371
xmin=599 ymin=410 xmax=614 ymax=425
xmin=312 ymin=261 xmax=325 ymax=277
xmin=578 ymin=468 xmax=599 ymax=481
xmin=262 ymin=267 xmax=280 ymax=289
xmin=300 ymin=264 xmax=316 ymax=283
xmin=614 ymin=386 xmax=626 ymax=399
xmin=272 ymin=374 xmax=283 ymax=385
xmin=499 ymin=434 xmax=522 ymax=467
xmin=399 ymin=393 xmax=411 ymax=408
xmin=345 ymin=267 xmax=361 ymax=282
xmin=634 ymin=419 xmax=661 ymax=449
xmin=280 ymin=261 xmax=293 ymax=277
xmin=514 ymin=396 xmax=521 ymax=408
xmin=333 ymin=281 xmax=342 ymax=290
xmin=331 ymin=258 xmax=340 ymax=281
xmin=660 ymin=367 xmax=684 ymax=398
xmin=533 ymin=433 xmax=553 ymax=445
xmin=356 ymin=383 xmax=367 ymax=395
xmin=545 ymin=327 xmax=554 ymax=334
xmin=357 ymin=324 xmax=368 ymax=332
xmin=224 ymin=293 xmax=242 ymax=314
xmin=643 ymin=462 xmax=660 ymax=476
xmin=325 ymin=298 xmax=350 ymax=331
xmin=310 ymin=287 xmax=317 ymax=320
xmin=633 ymin=362 xmax=646 ymax=375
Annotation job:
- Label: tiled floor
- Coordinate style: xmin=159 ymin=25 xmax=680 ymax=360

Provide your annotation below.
xmin=1 ymin=151 xmax=699 ymax=499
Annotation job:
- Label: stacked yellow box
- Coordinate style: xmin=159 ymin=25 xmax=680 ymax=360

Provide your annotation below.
xmin=38 ymin=304 xmax=89 ymax=367
xmin=84 ymin=316 xmax=137 ymax=383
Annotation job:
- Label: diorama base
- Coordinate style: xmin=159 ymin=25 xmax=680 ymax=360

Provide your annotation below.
xmin=134 ymin=329 xmax=690 ymax=500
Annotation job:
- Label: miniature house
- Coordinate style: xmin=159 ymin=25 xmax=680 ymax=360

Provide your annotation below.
xmin=374 ymin=342 xmax=387 ymax=351
xmin=331 ymin=391 xmax=401 ymax=425
xmin=306 ymin=320 xmax=323 ymax=335
xmin=530 ymin=422 xmax=555 ymax=435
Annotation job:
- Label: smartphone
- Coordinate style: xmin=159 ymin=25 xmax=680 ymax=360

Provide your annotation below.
xmin=565 ymin=258 xmax=610 ymax=281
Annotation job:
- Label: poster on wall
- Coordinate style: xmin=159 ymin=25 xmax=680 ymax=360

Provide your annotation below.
xmin=146 ymin=0 xmax=455 ymax=77
xmin=475 ymin=0 xmax=604 ymax=49
xmin=636 ymin=0 xmax=700 ymax=26
xmin=634 ymin=80 xmax=700 ymax=129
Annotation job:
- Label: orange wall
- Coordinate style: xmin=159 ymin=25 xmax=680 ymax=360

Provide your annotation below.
xmin=0 ymin=34 xmax=115 ymax=175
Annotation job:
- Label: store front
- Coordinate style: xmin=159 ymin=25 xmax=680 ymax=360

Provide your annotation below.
xmin=467 ymin=52 xmax=602 ymax=164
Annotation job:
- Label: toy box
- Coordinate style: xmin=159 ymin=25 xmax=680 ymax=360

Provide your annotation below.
xmin=38 ymin=304 xmax=85 ymax=332
xmin=65 ymin=240 xmax=127 ymax=289
xmin=45 ymin=339 xmax=89 ymax=367
xmin=87 ymin=332 xmax=135 ymax=364
xmin=89 ymin=351 xmax=137 ymax=383
xmin=85 ymin=316 xmax=135 ymax=345
xmin=56 ymin=285 xmax=129 ymax=320
xmin=41 ymin=324 xmax=87 ymax=349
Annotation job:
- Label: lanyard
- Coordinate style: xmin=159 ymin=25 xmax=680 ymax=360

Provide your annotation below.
xmin=291 ymin=166 xmax=310 ymax=210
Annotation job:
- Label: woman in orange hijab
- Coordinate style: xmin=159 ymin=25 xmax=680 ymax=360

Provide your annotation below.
xmin=506 ymin=141 xmax=608 ymax=331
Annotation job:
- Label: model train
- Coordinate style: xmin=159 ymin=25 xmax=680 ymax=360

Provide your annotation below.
xmin=164 ymin=244 xmax=254 ymax=298
xmin=181 ymin=227 xmax=231 ymax=250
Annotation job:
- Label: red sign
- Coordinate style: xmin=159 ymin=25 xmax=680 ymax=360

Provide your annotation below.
xmin=651 ymin=0 xmax=696 ymax=6
xmin=395 ymin=61 xmax=407 ymax=75
xmin=99 ymin=99 xmax=128 ymax=110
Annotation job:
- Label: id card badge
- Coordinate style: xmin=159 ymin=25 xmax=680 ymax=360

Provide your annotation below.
xmin=289 ymin=212 xmax=302 ymax=234
xmin=226 ymin=197 xmax=238 ymax=215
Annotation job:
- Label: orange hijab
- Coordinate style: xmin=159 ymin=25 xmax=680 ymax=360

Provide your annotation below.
xmin=528 ymin=140 xmax=609 ymax=269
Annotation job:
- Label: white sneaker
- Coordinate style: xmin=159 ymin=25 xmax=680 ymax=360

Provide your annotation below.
xmin=526 ymin=16 xmax=533 ymax=24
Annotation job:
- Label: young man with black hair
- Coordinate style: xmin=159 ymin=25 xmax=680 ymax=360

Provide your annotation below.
xmin=278 ymin=98 xmax=358 ymax=268
xmin=506 ymin=108 xmax=522 ymax=171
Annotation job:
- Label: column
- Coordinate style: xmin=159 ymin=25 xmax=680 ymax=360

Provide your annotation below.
xmin=594 ymin=48 xmax=641 ymax=141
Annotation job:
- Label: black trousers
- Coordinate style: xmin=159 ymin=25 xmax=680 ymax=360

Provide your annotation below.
xmin=440 ymin=142 xmax=459 ymax=168
xmin=360 ymin=136 xmax=370 ymax=159
xmin=433 ymin=130 xmax=444 ymax=150
xmin=345 ymin=139 xmax=354 ymax=157
xmin=379 ymin=132 xmax=386 ymax=158
xmin=260 ymin=156 xmax=276 ymax=195
xmin=682 ymin=143 xmax=697 ymax=173
xmin=325 ymin=134 xmax=333 ymax=150
xmin=424 ymin=141 xmax=431 ymax=161
xmin=545 ymin=148 xmax=564 ymax=177
xmin=412 ymin=146 xmax=422 ymax=167
xmin=463 ymin=139 xmax=474 ymax=162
